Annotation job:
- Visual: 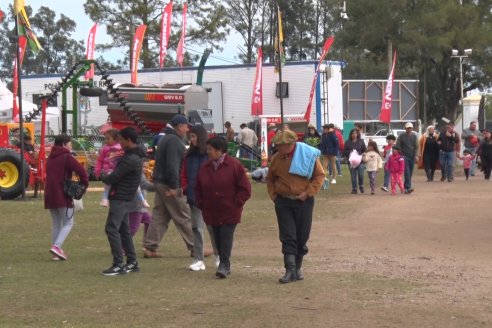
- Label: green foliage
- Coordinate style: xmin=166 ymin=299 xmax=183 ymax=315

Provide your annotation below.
xmin=84 ymin=0 xmax=229 ymax=68
xmin=304 ymin=136 xmax=320 ymax=148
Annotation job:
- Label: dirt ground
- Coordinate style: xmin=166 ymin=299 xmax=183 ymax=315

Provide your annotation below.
xmin=304 ymin=170 xmax=492 ymax=325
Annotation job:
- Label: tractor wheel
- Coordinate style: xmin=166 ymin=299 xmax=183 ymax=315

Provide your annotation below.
xmin=0 ymin=149 xmax=30 ymax=200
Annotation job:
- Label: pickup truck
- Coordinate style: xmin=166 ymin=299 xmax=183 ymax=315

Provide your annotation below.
xmin=363 ymin=129 xmax=407 ymax=151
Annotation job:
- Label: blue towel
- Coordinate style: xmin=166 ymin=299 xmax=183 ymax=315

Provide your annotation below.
xmin=289 ymin=142 xmax=321 ymax=179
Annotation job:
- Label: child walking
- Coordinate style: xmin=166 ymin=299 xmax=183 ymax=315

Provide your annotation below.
xmin=386 ymin=145 xmax=405 ymax=195
xmin=381 ymin=135 xmax=396 ymax=192
xmin=365 ymin=141 xmax=383 ymax=195
xmin=95 ymin=129 xmax=149 ymax=208
xmin=129 ymin=165 xmax=155 ymax=241
xmin=459 ymin=149 xmax=476 ymax=180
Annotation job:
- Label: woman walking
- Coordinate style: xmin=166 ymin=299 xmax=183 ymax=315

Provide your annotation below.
xmin=343 ymin=128 xmax=367 ymax=194
xmin=181 ymin=125 xmax=218 ymax=271
xmin=418 ymin=125 xmax=440 ymax=181
xmin=478 ymin=130 xmax=492 ymax=180
xmin=45 ymin=135 xmax=88 ymax=261
xmin=195 ymin=137 xmax=251 ymax=278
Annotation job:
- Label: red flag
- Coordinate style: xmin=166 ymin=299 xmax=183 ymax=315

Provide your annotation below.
xmin=0 ymin=9 xmax=5 ymax=22
xmin=12 ymin=36 xmax=28 ymax=123
xmin=379 ymin=51 xmax=397 ymax=123
xmin=84 ymin=23 xmax=98 ymax=80
xmin=160 ymin=2 xmax=173 ymax=69
xmin=251 ymin=48 xmax=263 ymax=116
xmin=131 ymin=24 xmax=147 ymax=85
xmin=176 ymin=3 xmax=187 ymax=67
xmin=304 ymin=36 xmax=335 ymax=122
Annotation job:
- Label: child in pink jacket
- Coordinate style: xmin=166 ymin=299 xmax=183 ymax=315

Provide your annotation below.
xmin=385 ymin=145 xmax=405 ymax=195
xmin=458 ymin=149 xmax=476 ymax=180
xmin=95 ymin=129 xmax=149 ymax=207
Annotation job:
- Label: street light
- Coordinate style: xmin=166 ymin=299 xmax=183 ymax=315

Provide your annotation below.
xmin=451 ymin=48 xmax=472 ymax=132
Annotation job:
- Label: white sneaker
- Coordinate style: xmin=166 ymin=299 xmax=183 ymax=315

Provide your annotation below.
xmin=189 ymin=260 xmax=205 ymax=271
xmin=214 ymin=255 xmax=220 ymax=269
xmin=99 ymin=199 xmax=109 ymax=207
xmin=331 ymin=179 xmax=336 ymax=184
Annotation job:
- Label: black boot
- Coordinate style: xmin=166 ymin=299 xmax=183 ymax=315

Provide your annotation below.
xmin=216 ymin=261 xmax=230 ymax=279
xmin=279 ymin=254 xmax=297 ymax=284
xmin=295 ymin=255 xmax=304 ymax=280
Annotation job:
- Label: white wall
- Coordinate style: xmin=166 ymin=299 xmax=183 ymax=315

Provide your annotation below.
xmin=20 ymin=61 xmax=333 ymax=134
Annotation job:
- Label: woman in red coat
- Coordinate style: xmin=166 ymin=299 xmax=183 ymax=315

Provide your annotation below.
xmin=44 ymin=135 xmax=88 ymax=261
xmin=195 ymin=137 xmax=251 ymax=278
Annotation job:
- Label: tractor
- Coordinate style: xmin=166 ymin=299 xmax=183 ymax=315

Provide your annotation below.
xmin=0 ymin=122 xmax=36 ymax=199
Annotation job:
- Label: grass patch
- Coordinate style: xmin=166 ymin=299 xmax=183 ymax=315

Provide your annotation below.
xmin=0 ymin=168 xmax=451 ymax=327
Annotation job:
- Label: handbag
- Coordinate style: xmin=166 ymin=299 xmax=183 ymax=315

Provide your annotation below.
xmin=63 ymin=154 xmax=87 ymax=200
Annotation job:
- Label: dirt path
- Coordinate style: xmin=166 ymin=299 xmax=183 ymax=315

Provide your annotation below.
xmin=306 ymin=171 xmax=492 ymax=323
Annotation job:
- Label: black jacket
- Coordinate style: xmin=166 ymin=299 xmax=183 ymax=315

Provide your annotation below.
xmin=152 ymin=127 xmax=187 ymax=188
xmin=101 ymin=145 xmax=146 ymax=201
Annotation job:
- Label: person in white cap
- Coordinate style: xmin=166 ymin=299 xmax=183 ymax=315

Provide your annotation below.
xmin=396 ymin=122 xmax=419 ymax=193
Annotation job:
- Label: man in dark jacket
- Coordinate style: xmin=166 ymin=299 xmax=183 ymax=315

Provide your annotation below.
xmin=101 ymin=127 xmax=146 ymax=276
xmin=319 ymin=123 xmax=339 ymax=184
xmin=143 ymin=114 xmax=196 ymax=259
xmin=438 ymin=122 xmax=460 ymax=182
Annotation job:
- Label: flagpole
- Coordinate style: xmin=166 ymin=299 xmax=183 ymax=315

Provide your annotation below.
xmin=276 ymin=4 xmax=285 ymax=126
xmin=14 ymin=14 xmax=26 ymax=199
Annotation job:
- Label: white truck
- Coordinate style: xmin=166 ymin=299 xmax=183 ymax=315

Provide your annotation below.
xmin=363 ymin=129 xmax=407 ymax=151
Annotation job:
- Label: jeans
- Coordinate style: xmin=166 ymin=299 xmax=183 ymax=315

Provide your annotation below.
xmin=190 ymin=205 xmax=217 ymax=260
xmin=328 ymin=155 xmax=342 ymax=176
xmin=383 ymin=168 xmax=390 ymax=188
xmin=105 ymin=199 xmax=137 ymax=266
xmin=49 ymin=208 xmax=74 ymax=248
xmin=367 ymin=171 xmax=377 ymax=193
xmin=403 ymin=155 xmax=415 ymax=190
xmin=349 ymin=164 xmax=365 ymax=191
xmin=274 ymin=196 xmax=314 ymax=255
xmin=212 ymin=224 xmax=237 ymax=267
xmin=464 ymin=147 xmax=477 ymax=175
xmin=440 ymin=151 xmax=455 ymax=181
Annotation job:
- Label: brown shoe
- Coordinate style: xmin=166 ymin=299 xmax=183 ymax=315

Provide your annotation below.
xmin=143 ymin=249 xmax=162 ymax=258
xmin=190 ymin=248 xmax=214 ymax=258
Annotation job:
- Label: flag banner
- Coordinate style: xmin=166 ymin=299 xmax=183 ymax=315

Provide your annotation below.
xmin=274 ymin=7 xmax=285 ymax=73
xmin=17 ymin=8 xmax=42 ymax=54
xmin=131 ymin=24 xmax=147 ymax=85
xmin=159 ymin=2 xmax=173 ymax=69
xmin=251 ymin=48 xmax=263 ymax=116
xmin=379 ymin=51 xmax=397 ymax=123
xmin=304 ymin=36 xmax=335 ymax=122
xmin=0 ymin=9 xmax=5 ymax=22
xmin=12 ymin=36 xmax=28 ymax=123
xmin=14 ymin=0 xmax=25 ymax=15
xmin=176 ymin=3 xmax=187 ymax=67
xmin=84 ymin=23 xmax=97 ymax=80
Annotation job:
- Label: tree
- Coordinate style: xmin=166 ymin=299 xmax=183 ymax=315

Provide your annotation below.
xmin=84 ymin=0 xmax=230 ymax=68
xmin=29 ymin=6 xmax=85 ymax=74
xmin=0 ymin=5 xmax=84 ymax=79
xmin=336 ymin=0 xmax=492 ymax=125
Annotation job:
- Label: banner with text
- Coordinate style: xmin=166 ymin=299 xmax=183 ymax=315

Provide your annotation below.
xmin=159 ymin=2 xmax=173 ymax=69
xmin=251 ymin=48 xmax=263 ymax=116
xmin=379 ymin=51 xmax=397 ymax=124
xmin=304 ymin=36 xmax=335 ymax=122
xmin=84 ymin=23 xmax=97 ymax=80
xmin=176 ymin=3 xmax=187 ymax=67
xmin=131 ymin=24 xmax=147 ymax=85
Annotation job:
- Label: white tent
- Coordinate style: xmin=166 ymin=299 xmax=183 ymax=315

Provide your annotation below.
xmin=0 ymin=80 xmax=60 ymax=127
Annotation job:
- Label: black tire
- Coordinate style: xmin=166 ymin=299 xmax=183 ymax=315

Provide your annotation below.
xmin=0 ymin=149 xmax=30 ymax=200
xmin=80 ymin=87 xmax=104 ymax=97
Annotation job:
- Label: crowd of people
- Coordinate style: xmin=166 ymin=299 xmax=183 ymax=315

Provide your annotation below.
xmin=42 ymin=117 xmax=490 ymax=283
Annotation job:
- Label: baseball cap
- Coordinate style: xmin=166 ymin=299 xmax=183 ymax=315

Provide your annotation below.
xmin=405 ymin=122 xmax=413 ymax=129
xmin=170 ymin=114 xmax=192 ymax=127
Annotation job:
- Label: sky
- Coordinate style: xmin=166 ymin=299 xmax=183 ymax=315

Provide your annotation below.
xmin=24 ymin=0 xmax=241 ymax=67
